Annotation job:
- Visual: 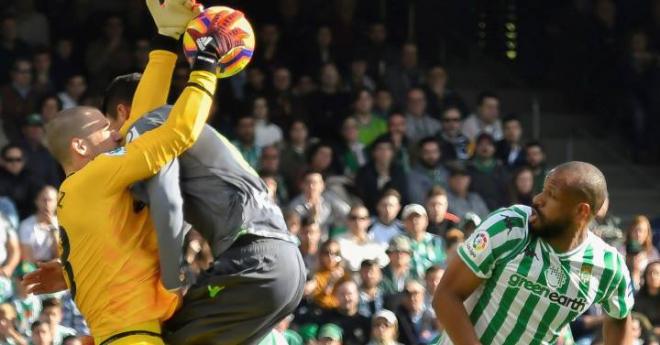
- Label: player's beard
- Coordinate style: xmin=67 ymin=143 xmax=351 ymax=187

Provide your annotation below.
xmin=530 ymin=206 xmax=572 ymax=239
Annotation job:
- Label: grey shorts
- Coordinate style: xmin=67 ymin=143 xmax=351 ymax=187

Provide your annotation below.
xmin=163 ymin=236 xmax=305 ymax=345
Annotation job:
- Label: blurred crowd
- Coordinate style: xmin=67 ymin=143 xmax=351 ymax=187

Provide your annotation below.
xmin=0 ymin=0 xmax=658 ymax=344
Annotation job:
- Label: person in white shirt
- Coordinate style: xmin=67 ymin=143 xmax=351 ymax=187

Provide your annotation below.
xmin=252 ymin=96 xmax=283 ymax=147
xmin=461 ymin=91 xmax=503 ymax=141
xmin=0 ymin=211 xmax=20 ymax=279
xmin=368 ymin=189 xmax=404 ymax=247
xmin=337 ymin=204 xmax=389 ymax=271
xmin=18 ymin=185 xmax=58 ymax=263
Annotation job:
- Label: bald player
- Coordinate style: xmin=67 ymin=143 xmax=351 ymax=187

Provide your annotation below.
xmin=433 ymin=161 xmax=634 ymax=345
xmin=32 ymin=4 xmax=233 ymax=344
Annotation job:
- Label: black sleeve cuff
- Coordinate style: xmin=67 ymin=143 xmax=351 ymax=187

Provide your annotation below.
xmin=191 ymin=51 xmax=218 ymax=74
xmin=151 ymin=34 xmax=179 ymax=54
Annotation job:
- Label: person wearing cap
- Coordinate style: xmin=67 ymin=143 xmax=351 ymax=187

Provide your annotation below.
xmin=336 ymin=204 xmax=389 ymax=272
xmin=445 ymin=163 xmax=489 ymax=220
xmin=401 ymin=203 xmax=446 ymax=279
xmin=381 ymin=235 xmax=413 ymax=295
xmin=367 ymin=309 xmax=402 ymax=345
xmin=395 ymin=280 xmax=438 ymax=345
xmin=18 ymin=113 xmax=62 ymax=187
xmin=467 ymin=132 xmax=509 ymax=211
xmin=317 ymin=323 xmax=343 ymax=345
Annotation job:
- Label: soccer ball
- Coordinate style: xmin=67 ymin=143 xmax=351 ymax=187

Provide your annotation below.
xmin=182 ymin=6 xmax=255 ymax=79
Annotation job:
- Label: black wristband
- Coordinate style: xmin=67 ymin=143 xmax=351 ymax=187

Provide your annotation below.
xmin=151 ymin=34 xmax=179 ymax=53
xmin=192 ymin=51 xmax=218 ymax=73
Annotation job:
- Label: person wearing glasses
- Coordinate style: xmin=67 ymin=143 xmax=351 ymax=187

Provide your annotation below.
xmin=304 ymin=240 xmax=349 ymax=310
xmin=0 ymin=144 xmax=41 ymax=219
xmin=336 ymin=204 xmax=389 ymax=272
xmin=436 ymin=106 xmax=470 ymax=161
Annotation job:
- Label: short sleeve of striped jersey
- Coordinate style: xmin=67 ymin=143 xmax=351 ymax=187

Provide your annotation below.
xmin=457 ymin=205 xmax=529 ymax=279
xmin=599 ymin=253 xmax=635 ymax=319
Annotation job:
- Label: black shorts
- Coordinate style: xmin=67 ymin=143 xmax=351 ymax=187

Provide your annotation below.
xmin=163 ymin=236 xmax=306 ymax=345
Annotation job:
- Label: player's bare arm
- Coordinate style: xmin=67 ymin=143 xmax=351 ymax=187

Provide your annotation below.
xmin=433 ymin=253 xmax=484 ymax=345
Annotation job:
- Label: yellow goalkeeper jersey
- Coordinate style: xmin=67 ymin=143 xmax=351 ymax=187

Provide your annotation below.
xmin=56 ymin=49 xmax=216 ymax=342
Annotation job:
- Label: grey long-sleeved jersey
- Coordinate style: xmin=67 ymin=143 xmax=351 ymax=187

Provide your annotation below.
xmin=129 ymin=105 xmax=295 ymax=289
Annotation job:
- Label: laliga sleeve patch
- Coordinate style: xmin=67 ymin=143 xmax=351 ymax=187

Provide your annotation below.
xmin=471 ymin=231 xmax=489 ymax=254
xmin=105 ymin=147 xmax=127 ymax=156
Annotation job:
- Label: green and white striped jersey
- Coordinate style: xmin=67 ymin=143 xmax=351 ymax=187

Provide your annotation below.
xmin=436 ymin=205 xmax=634 ymax=345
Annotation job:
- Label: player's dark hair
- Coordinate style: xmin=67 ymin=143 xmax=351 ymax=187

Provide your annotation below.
xmin=102 ymin=73 xmax=142 ymax=118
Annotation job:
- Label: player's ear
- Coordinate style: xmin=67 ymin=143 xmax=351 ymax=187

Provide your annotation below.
xmin=70 ymin=137 xmax=89 ymax=157
xmin=116 ymin=103 xmax=131 ymax=123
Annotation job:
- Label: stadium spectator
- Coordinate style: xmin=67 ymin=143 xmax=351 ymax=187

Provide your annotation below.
xmin=62 ymin=336 xmax=82 ymax=345
xmin=347 ymin=56 xmax=377 ymax=93
xmin=358 ymin=260 xmax=385 ymax=318
xmin=508 ymin=166 xmax=535 ymax=206
xmin=232 ymin=115 xmax=261 ymax=169
xmin=307 ymin=63 xmax=349 ymax=142
xmin=445 ymin=163 xmax=489 ymax=219
xmin=317 ymin=323 xmax=344 ymax=345
xmin=335 ymin=117 xmax=367 ymax=178
xmin=437 ymin=106 xmax=470 ymax=161
xmin=570 ymin=305 xmax=605 ymax=345
xmin=423 ymin=266 xmax=444 ymax=310
xmin=361 ymin=23 xmax=397 ymax=79
xmin=0 ymin=15 xmax=30 ymax=84
xmin=260 ymin=146 xmax=288 ymax=204
xmin=385 ymin=43 xmax=425 ymax=106
xmin=243 ymin=67 xmax=267 ymax=101
xmin=422 ymin=66 xmax=466 ymax=118
xmin=407 ymin=137 xmax=449 ymax=205
xmin=307 ymin=142 xmax=342 ymax=178
xmin=57 ymin=74 xmax=86 ymax=110
xmin=468 ymin=133 xmax=510 ymax=210
xmin=37 ymin=94 xmax=62 ymax=124
xmin=253 ymin=96 xmax=283 ymax=147
xmin=401 ymin=204 xmax=446 ymax=279
xmin=495 ymin=115 xmax=526 ymax=170
xmin=368 ymin=189 xmax=404 ymax=247
xmin=18 ymin=185 xmax=57 ymax=263
xmin=30 ymin=320 xmax=53 ymax=345
xmin=404 ymin=88 xmax=441 ymax=144
xmin=461 ymin=91 xmax=503 ymax=141
xmin=50 ymin=38 xmax=79 ymax=90
xmin=525 ymin=141 xmax=548 ymax=194
xmin=18 ymin=114 xmax=61 ymax=186
xmin=305 ymin=26 xmax=338 ymax=76
xmin=304 ymin=240 xmax=347 ymax=309
xmin=57 ymin=294 xmax=88 ymax=336
xmin=367 ymin=309 xmax=402 ymax=345
xmin=15 ymin=0 xmax=50 ymax=48
xmin=280 ymin=119 xmax=312 ymax=196
xmin=352 ymin=90 xmax=387 ymax=146
xmin=84 ymin=15 xmax=131 ymax=92
xmin=355 ymin=138 xmax=408 ymax=213
xmin=32 ymin=48 xmax=55 ymax=95
xmin=268 ymin=67 xmax=297 ymax=129
xmin=633 ymin=261 xmax=660 ymax=337
xmin=336 ymin=204 xmax=389 ymax=272
xmin=395 ymin=280 xmax=438 ymax=345
xmin=625 ymin=215 xmax=660 ymax=289
xmin=299 ymin=217 xmax=322 ymax=275
xmin=374 ymin=89 xmax=394 ymax=119
xmin=375 ymin=112 xmax=411 ymax=172
xmin=319 ymin=280 xmax=371 ymax=345
xmin=39 ymin=298 xmax=76 ymax=345
xmin=425 ymin=186 xmax=459 ymax=237
xmin=289 ymin=171 xmax=350 ymax=234
xmin=253 ymin=24 xmax=287 ymax=72
xmin=0 ymin=303 xmax=27 ymax=345
xmin=1 ymin=58 xmax=37 ymax=141
xmin=381 ymin=236 xmax=414 ymax=295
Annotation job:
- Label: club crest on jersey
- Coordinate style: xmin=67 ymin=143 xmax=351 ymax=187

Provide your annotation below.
xmin=545 ymin=265 xmax=567 ymax=290
xmin=105 ymin=147 xmax=126 ymax=156
xmin=471 ymin=232 xmax=489 ymax=253
xmin=579 ymin=264 xmax=592 ymax=284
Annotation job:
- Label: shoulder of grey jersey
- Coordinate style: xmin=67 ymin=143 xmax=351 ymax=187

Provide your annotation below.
xmin=126 ymin=105 xmax=172 ymax=141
